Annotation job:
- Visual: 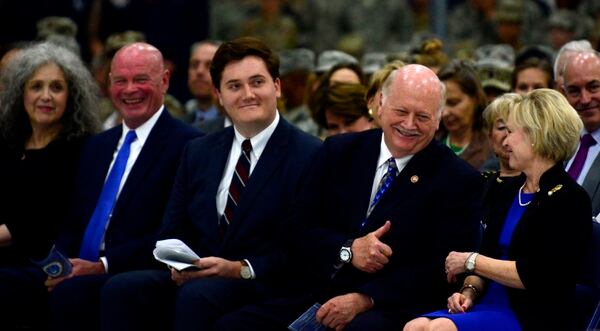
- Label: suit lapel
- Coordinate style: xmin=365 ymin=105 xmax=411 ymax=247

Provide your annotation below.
xmin=222 ymin=120 xmax=290 ymax=242
xmin=347 ymin=130 xmax=382 ymax=232
xmin=367 ymin=141 xmax=436 ymax=226
xmin=208 ymin=129 xmax=235 ymax=239
xmin=582 ymin=152 xmax=600 ymax=202
xmin=90 ymin=128 xmax=123 ymax=200
xmin=113 ymin=111 xmax=172 ymax=212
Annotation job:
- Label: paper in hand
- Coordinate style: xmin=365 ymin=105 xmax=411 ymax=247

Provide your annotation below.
xmin=32 ymin=245 xmax=72 ymax=278
xmin=288 ymin=303 xmax=327 ymax=331
xmin=153 ymin=239 xmax=201 ymax=271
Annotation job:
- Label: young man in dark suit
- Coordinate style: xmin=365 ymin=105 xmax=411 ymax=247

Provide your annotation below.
xmin=46 ymin=42 xmax=201 ymax=330
xmin=100 ymin=37 xmax=321 ymax=331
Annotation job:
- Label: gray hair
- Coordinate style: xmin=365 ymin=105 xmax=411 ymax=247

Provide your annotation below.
xmin=0 ymin=41 xmax=100 ymax=147
xmin=553 ymin=40 xmax=593 ymax=78
xmin=381 ymin=69 xmax=446 ymax=119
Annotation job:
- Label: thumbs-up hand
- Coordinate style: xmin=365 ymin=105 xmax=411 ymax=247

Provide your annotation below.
xmin=351 ymin=221 xmax=393 ymax=273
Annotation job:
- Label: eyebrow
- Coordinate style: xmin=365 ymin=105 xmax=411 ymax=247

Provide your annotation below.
xmin=224 ymin=74 xmax=266 ymax=85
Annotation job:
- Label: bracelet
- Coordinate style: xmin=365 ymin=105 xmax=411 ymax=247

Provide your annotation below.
xmin=460 ymin=284 xmax=479 ymax=298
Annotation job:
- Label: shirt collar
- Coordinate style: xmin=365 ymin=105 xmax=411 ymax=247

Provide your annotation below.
xmin=377 ymin=132 xmax=413 ymax=171
xmin=233 ymin=111 xmax=280 ymax=161
xmin=121 ymin=105 xmax=164 ymax=146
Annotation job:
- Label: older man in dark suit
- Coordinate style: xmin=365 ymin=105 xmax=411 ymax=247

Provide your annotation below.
xmin=292 ymin=64 xmax=483 ymax=330
xmin=47 ymin=42 xmax=201 ymax=330
xmin=100 ymin=37 xmax=321 ymax=331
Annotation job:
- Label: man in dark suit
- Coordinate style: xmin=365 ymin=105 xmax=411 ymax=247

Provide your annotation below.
xmin=100 ymin=37 xmax=321 ymax=331
xmin=307 ymin=65 xmax=483 ymax=330
xmin=46 ymin=42 xmax=201 ymax=330
xmin=237 ymin=64 xmax=481 ymax=330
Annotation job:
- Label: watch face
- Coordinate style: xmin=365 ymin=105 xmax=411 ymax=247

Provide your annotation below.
xmin=340 ymin=249 xmax=351 ymax=262
xmin=241 ymin=266 xmax=252 ymax=279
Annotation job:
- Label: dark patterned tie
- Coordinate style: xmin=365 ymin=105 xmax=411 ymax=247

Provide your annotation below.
xmin=366 ymin=157 xmax=398 ymax=217
xmin=219 ymin=139 xmax=252 ymax=236
xmin=568 ymin=134 xmax=597 ymax=180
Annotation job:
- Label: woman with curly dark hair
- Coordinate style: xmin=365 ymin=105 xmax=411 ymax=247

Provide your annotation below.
xmin=0 ymin=41 xmax=100 ymax=266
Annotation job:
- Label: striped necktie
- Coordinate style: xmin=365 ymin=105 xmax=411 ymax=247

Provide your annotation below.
xmin=219 ymin=139 xmax=252 ymax=236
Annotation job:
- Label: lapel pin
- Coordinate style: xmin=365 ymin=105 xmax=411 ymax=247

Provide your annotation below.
xmin=547 ymin=184 xmax=563 ymax=196
xmin=410 ymin=175 xmax=419 ymax=183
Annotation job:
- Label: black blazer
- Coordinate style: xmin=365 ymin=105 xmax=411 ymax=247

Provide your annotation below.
xmin=158 ymin=118 xmax=321 ymax=288
xmin=56 ymin=110 xmax=202 ymax=273
xmin=290 ymin=129 xmax=484 ymax=317
xmin=482 ymin=163 xmax=592 ymax=330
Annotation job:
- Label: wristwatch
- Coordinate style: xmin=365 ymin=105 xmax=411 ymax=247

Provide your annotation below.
xmin=339 ymin=239 xmax=354 ymax=264
xmin=465 ymin=252 xmax=479 ymax=274
xmin=240 ymin=260 xmax=252 ymax=280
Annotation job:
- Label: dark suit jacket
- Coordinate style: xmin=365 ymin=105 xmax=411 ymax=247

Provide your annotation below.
xmin=582 ymin=152 xmax=600 ymax=216
xmin=56 ymin=110 xmax=201 ymax=273
xmin=291 ymin=129 xmax=483 ymax=317
xmin=159 ymin=118 xmax=321 ymax=287
xmin=482 ymin=164 xmax=592 ymax=331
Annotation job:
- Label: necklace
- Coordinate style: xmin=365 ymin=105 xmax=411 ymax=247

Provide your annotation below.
xmin=518 ymin=183 xmax=533 ymax=207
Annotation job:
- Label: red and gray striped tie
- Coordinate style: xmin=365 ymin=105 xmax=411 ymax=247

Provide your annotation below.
xmin=220 ymin=139 xmax=252 ymax=237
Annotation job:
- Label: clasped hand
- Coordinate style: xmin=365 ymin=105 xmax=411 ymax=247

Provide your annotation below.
xmin=447 ymin=292 xmax=474 ymax=314
xmin=445 ymin=251 xmax=471 ymax=283
xmin=351 ymin=221 xmax=392 ymax=273
xmin=45 ymin=258 xmax=105 ymax=291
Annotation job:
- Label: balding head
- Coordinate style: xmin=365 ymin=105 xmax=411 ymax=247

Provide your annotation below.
xmin=378 ymin=64 xmax=445 ymax=157
xmin=109 ymin=42 xmax=170 ymax=129
xmin=563 ymin=51 xmax=600 ymax=132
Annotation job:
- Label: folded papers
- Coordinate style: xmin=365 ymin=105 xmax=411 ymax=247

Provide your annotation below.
xmin=153 ymin=239 xmax=201 ymax=271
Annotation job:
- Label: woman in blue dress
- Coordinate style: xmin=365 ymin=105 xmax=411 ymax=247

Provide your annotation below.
xmin=404 ymin=89 xmax=592 ymax=331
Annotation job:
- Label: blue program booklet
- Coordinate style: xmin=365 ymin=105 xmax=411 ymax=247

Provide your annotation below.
xmin=33 ymin=245 xmax=72 ymax=278
xmin=288 ymin=303 xmax=327 ymax=331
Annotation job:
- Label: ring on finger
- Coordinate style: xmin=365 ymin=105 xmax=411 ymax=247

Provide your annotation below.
xmin=448 ymin=308 xmax=452 ymax=314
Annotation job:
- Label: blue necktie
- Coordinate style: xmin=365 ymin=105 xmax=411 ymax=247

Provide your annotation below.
xmin=79 ymin=130 xmax=137 ymax=261
xmin=366 ymin=157 xmax=398 ymax=217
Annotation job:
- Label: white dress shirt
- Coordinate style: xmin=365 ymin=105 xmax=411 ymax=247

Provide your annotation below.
xmin=100 ymin=106 xmax=165 ymax=271
xmin=367 ymin=134 xmax=413 ymax=217
xmin=214 ymin=112 xmax=280 ymax=279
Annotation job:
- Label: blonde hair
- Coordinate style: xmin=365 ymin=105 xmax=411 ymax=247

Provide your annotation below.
xmin=482 ymin=93 xmax=521 ymax=130
xmin=365 ymin=60 xmax=405 ymax=102
xmin=510 ymin=88 xmax=583 ymax=162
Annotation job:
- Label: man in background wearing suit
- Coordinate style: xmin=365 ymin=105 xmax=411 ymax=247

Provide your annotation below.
xmin=100 ymin=37 xmax=321 ymax=331
xmin=563 ymin=50 xmax=600 ymax=218
xmin=47 ymin=42 xmax=201 ymax=330
xmin=266 ymin=64 xmax=482 ymax=330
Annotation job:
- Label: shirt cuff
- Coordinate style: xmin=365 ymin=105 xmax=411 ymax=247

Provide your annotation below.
xmin=244 ymin=259 xmax=256 ymax=279
xmin=100 ymin=256 xmax=109 ymax=273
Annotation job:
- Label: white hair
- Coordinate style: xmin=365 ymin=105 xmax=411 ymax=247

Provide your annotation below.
xmin=553 ymin=40 xmax=593 ymax=78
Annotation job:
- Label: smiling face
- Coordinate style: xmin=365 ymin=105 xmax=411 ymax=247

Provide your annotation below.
xmin=216 ymin=56 xmax=280 ymax=137
xmin=24 ymin=62 xmax=68 ymax=132
xmin=378 ymin=65 xmax=442 ymax=158
xmin=109 ymin=43 xmax=169 ymax=129
xmin=503 ymin=118 xmax=535 ymax=171
xmin=563 ymin=53 xmax=600 ymax=132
